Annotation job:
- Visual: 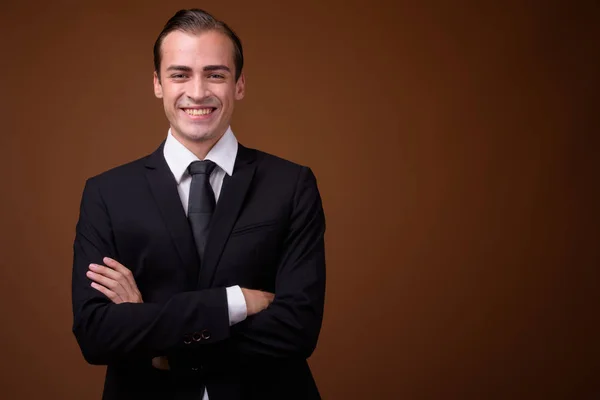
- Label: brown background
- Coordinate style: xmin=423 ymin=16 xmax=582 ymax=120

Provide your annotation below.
xmin=1 ymin=0 xmax=598 ymax=398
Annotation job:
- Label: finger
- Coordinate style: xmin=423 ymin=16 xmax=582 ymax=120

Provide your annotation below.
xmin=262 ymin=291 xmax=275 ymax=301
xmin=89 ymin=263 xmax=123 ymax=281
xmin=90 ymin=263 xmax=136 ymax=301
xmin=104 ymin=258 xmax=143 ymax=302
xmin=152 ymin=356 xmax=170 ymax=370
xmin=103 ymin=257 xmax=138 ymax=292
xmin=87 ymin=270 xmax=129 ymax=300
xmin=91 ymin=282 xmax=123 ymax=304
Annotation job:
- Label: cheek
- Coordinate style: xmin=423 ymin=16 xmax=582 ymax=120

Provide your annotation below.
xmin=218 ymin=90 xmax=237 ymax=109
xmin=210 ymin=84 xmax=235 ymax=103
xmin=161 ymin=87 xmax=181 ymax=104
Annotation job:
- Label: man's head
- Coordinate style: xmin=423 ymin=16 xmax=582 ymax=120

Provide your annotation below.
xmin=153 ymin=9 xmax=245 ymax=151
xmin=153 ymin=9 xmax=244 ymax=82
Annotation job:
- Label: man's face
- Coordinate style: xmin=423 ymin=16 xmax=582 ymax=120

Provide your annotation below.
xmin=153 ymin=30 xmax=245 ymax=146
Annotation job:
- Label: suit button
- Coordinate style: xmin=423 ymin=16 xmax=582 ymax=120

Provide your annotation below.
xmin=183 ymin=334 xmax=192 ymax=345
xmin=201 ymin=329 xmax=211 ymax=340
xmin=192 ymin=331 xmax=202 ymax=342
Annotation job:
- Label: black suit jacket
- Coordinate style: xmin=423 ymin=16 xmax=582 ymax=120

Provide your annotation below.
xmin=71 ymin=142 xmax=326 ymax=399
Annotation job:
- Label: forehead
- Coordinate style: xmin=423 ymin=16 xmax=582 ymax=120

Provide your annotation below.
xmin=160 ymin=30 xmax=234 ymax=70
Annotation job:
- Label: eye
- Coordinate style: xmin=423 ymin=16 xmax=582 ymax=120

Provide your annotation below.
xmin=209 ymin=74 xmax=225 ymax=79
xmin=171 ymin=74 xmax=188 ymax=79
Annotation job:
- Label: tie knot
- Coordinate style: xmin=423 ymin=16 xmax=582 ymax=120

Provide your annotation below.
xmin=188 ymin=160 xmax=217 ymax=176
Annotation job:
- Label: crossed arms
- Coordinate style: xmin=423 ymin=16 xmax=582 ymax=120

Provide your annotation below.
xmin=71 ymin=166 xmax=326 ymax=366
xmin=86 ymin=256 xmax=275 ymax=369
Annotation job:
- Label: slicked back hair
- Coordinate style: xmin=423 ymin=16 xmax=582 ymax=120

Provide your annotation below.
xmin=153 ymin=9 xmax=244 ymax=81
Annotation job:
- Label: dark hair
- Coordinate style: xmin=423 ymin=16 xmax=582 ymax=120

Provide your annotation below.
xmin=153 ymin=9 xmax=244 ymax=81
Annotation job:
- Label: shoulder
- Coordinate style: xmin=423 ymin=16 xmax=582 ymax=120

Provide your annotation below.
xmin=83 ymin=143 xmax=160 ymax=191
xmin=244 ymin=146 xmax=321 ymax=194
xmin=87 ymin=156 xmax=150 ymax=186
xmin=245 ymin=145 xmax=315 ymax=178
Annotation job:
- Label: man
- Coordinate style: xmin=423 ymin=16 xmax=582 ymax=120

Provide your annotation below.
xmin=71 ymin=9 xmax=326 ymax=400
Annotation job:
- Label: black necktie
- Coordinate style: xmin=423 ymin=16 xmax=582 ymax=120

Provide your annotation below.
xmin=187 ymin=160 xmax=217 ymax=263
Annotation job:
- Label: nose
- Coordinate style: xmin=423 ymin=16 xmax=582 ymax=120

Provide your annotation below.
xmin=187 ymin=76 xmax=209 ymax=102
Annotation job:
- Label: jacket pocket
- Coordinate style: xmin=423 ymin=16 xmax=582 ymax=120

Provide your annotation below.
xmin=230 ymin=220 xmax=278 ymax=237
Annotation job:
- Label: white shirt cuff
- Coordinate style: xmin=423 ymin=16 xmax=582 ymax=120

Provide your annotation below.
xmin=226 ymin=285 xmax=247 ymax=326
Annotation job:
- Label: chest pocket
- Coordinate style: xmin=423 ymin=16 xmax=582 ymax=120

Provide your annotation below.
xmin=216 ymin=219 xmax=285 ymax=290
xmin=230 ymin=219 xmax=278 ymax=237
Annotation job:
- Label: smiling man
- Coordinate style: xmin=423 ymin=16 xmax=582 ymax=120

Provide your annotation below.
xmin=71 ymin=9 xmax=326 ymax=400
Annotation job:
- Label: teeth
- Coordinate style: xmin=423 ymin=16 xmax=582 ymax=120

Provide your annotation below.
xmin=185 ymin=108 xmax=213 ymax=116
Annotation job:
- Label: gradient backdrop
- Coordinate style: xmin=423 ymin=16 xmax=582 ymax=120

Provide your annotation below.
xmin=1 ymin=1 xmax=598 ymax=399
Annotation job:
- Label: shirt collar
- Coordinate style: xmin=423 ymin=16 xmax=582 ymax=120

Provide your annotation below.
xmin=163 ymin=126 xmax=238 ymax=184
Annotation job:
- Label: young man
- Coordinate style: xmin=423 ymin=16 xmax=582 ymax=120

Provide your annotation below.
xmin=71 ymin=9 xmax=326 ymax=400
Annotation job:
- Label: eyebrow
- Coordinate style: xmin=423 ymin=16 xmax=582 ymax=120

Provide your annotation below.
xmin=165 ymin=65 xmax=231 ymax=73
xmin=203 ymin=65 xmax=231 ymax=73
xmin=165 ymin=65 xmax=193 ymax=72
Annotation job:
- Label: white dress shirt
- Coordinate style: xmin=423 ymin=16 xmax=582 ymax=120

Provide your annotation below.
xmin=163 ymin=127 xmax=247 ymax=399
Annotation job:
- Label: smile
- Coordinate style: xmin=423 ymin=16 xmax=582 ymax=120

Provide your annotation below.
xmin=183 ymin=108 xmax=215 ymax=116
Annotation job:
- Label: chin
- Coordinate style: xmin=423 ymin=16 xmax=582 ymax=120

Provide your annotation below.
xmin=172 ymin=122 xmax=224 ymax=144
xmin=181 ymin=129 xmax=216 ymax=143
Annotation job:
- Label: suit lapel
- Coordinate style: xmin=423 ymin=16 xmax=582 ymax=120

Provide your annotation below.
xmin=198 ymin=144 xmax=257 ymax=289
xmin=144 ymin=142 xmax=200 ymax=288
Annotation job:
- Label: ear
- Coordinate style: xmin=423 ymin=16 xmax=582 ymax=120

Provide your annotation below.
xmin=153 ymin=71 xmax=163 ymax=98
xmin=235 ymin=72 xmax=245 ymax=100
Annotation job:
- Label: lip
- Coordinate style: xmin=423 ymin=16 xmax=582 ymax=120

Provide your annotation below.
xmin=180 ymin=107 xmax=217 ymax=121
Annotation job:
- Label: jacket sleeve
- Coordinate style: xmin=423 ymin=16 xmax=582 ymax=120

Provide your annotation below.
xmin=71 ymin=177 xmax=230 ymax=365
xmin=231 ymin=166 xmax=326 ymax=359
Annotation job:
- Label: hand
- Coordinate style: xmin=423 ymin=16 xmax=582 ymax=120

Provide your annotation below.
xmin=149 ymin=289 xmax=273 ymax=372
xmin=151 ymin=356 xmax=170 ymax=370
xmin=241 ymin=288 xmax=275 ymax=316
xmin=87 ymin=257 xmax=143 ymax=304
xmin=88 ymin=257 xmax=168 ymax=369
